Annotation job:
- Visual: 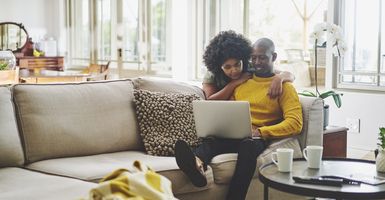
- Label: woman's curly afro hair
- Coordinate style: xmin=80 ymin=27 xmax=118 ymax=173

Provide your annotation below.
xmin=203 ymin=30 xmax=252 ymax=75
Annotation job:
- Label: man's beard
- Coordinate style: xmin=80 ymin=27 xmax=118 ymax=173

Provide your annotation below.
xmin=253 ymin=64 xmax=274 ymax=77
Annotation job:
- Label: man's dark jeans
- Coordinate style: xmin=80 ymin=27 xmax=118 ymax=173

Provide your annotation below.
xmin=193 ymin=137 xmax=267 ymax=200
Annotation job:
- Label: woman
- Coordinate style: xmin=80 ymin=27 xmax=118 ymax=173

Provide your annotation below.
xmin=202 ymin=30 xmax=294 ymax=100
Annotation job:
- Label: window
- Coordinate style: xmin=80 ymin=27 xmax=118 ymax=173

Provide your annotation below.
xmin=150 ymin=0 xmax=171 ymax=75
xmin=68 ymin=0 xmax=90 ymax=66
xmin=122 ymin=0 xmax=139 ymax=62
xmin=66 ymin=0 xmax=171 ymax=77
xmin=96 ymin=0 xmax=112 ymax=61
xmin=338 ymin=0 xmax=385 ymax=90
xmin=248 ymin=0 xmax=328 ymax=62
xmin=151 ymin=0 xmax=166 ymax=63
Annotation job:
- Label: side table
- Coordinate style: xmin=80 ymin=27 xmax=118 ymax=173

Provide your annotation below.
xmin=323 ymin=125 xmax=348 ymax=158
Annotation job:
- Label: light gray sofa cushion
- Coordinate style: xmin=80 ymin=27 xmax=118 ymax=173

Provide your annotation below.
xmin=0 ymin=87 xmax=24 ymax=167
xmin=25 ymin=151 xmax=214 ymax=195
xmin=132 ymin=77 xmax=205 ymax=99
xmin=13 ymin=80 xmax=142 ymax=163
xmin=297 ymin=96 xmax=324 ymax=148
xmin=0 ymin=167 xmax=95 ymax=200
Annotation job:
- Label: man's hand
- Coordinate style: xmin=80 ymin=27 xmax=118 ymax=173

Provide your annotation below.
xmin=268 ymin=75 xmax=283 ymax=98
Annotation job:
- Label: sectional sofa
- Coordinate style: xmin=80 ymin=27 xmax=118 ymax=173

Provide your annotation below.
xmin=0 ymin=78 xmax=324 ymax=200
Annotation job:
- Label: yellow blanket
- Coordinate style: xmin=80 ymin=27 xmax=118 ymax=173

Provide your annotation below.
xmin=85 ymin=161 xmax=178 ymax=200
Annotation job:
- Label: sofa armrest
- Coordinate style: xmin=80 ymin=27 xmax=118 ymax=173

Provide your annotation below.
xmin=297 ymin=96 xmax=324 ymax=149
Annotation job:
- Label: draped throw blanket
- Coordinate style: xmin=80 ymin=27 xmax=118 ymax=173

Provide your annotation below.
xmin=85 ymin=161 xmax=178 ymax=200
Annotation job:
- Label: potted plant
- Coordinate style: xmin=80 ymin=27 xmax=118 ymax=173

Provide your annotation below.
xmin=299 ymin=22 xmax=346 ymax=129
xmin=376 ymin=127 xmax=385 ymax=172
xmin=298 ymin=90 xmax=343 ymax=129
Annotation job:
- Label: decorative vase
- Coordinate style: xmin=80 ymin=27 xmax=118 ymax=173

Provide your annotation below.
xmin=0 ymin=51 xmax=16 ymax=70
xmin=376 ymin=148 xmax=385 ymax=172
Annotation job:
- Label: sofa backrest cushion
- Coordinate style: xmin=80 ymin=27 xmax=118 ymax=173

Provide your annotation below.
xmin=0 ymin=87 xmax=24 ymax=167
xmin=12 ymin=80 xmax=142 ymax=163
xmin=132 ymin=77 xmax=205 ymax=99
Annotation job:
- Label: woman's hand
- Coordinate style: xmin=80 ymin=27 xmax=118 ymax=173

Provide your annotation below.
xmin=234 ymin=72 xmax=252 ymax=85
xmin=268 ymin=75 xmax=283 ymax=98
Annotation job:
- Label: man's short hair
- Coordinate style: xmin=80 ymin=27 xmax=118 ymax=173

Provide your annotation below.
xmin=253 ymin=38 xmax=275 ymax=54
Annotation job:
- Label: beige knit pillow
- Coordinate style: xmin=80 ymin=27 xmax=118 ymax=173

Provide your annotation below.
xmin=133 ymin=89 xmax=201 ymax=156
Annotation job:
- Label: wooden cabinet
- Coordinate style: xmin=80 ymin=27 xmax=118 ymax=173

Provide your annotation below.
xmin=19 ymin=56 xmax=64 ymax=71
xmin=323 ymin=126 xmax=348 ymax=158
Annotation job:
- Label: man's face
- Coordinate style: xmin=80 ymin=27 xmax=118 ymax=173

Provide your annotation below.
xmin=250 ymin=47 xmax=276 ymax=76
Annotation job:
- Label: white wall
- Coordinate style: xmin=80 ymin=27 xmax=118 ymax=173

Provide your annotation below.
xmin=325 ymin=93 xmax=385 ymax=151
xmin=0 ymin=0 xmax=63 ymax=53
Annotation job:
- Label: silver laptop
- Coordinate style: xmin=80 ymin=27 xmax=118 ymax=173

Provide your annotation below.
xmin=192 ymin=100 xmax=253 ymax=139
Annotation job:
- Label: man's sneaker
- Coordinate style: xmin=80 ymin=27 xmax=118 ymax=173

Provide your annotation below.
xmin=175 ymin=140 xmax=207 ymax=187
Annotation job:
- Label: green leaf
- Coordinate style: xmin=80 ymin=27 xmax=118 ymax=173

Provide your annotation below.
xmin=0 ymin=63 xmax=8 ymax=70
xmin=298 ymin=90 xmax=316 ymax=97
xmin=318 ymin=90 xmax=343 ymax=108
xmin=378 ymin=127 xmax=385 ymax=148
xmin=380 ymin=127 xmax=385 ymax=133
xmin=332 ymin=93 xmax=342 ymax=108
xmin=319 ymin=90 xmax=336 ymax=99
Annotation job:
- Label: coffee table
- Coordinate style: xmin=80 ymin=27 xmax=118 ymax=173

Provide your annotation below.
xmin=259 ymin=158 xmax=385 ymax=200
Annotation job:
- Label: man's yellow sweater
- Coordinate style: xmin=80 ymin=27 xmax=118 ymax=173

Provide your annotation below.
xmin=234 ymin=75 xmax=303 ymax=138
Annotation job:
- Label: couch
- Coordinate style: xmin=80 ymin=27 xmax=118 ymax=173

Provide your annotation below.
xmin=0 ymin=78 xmax=324 ymax=200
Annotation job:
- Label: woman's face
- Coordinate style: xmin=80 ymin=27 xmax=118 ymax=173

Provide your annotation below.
xmin=221 ymin=58 xmax=243 ymax=80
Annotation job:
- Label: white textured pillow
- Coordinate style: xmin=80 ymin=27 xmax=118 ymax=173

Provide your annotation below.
xmin=133 ymin=89 xmax=200 ymax=156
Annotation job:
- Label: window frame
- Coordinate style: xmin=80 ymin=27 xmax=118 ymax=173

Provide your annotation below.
xmin=336 ymin=0 xmax=385 ymax=92
xmin=65 ymin=0 xmax=171 ymax=77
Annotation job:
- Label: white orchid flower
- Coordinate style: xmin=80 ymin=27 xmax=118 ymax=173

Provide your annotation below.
xmin=309 ymin=31 xmax=318 ymax=44
xmin=332 ymin=45 xmax=340 ymax=56
xmin=337 ymin=40 xmax=347 ymax=55
xmin=309 ymin=31 xmax=326 ymax=45
xmin=311 ymin=22 xmax=346 ymax=57
xmin=314 ymin=22 xmax=328 ymax=33
xmin=329 ymin=24 xmax=342 ymax=34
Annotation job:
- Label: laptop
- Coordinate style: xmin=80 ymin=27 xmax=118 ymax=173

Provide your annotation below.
xmin=192 ymin=100 xmax=254 ymax=139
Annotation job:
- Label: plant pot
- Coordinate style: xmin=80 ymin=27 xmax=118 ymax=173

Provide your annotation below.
xmin=323 ymin=104 xmax=329 ymax=130
xmin=376 ymin=149 xmax=385 ymax=172
xmin=0 ymin=68 xmax=19 ymax=84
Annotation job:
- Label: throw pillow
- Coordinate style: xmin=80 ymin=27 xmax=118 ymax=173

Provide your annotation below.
xmin=133 ymin=89 xmax=201 ymax=156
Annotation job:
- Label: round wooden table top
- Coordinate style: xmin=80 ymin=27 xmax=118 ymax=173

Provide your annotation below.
xmin=259 ymin=158 xmax=385 ymax=199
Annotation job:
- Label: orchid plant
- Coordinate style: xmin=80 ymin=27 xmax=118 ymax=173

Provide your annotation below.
xmin=310 ymin=22 xmax=347 ymax=57
xmin=299 ymin=22 xmax=345 ymax=108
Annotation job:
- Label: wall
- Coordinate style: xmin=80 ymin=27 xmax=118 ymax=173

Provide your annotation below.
xmin=0 ymin=0 xmax=64 ymax=53
xmin=325 ymin=93 xmax=385 ymax=152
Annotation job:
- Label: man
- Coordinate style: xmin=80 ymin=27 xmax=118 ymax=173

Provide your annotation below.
xmin=234 ymin=38 xmax=303 ymax=139
xmin=175 ymin=38 xmax=302 ymax=200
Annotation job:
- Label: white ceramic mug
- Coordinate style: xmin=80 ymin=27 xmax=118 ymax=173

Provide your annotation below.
xmin=271 ymin=148 xmax=294 ymax=172
xmin=303 ymin=145 xmax=324 ymax=169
